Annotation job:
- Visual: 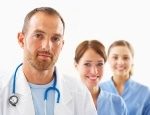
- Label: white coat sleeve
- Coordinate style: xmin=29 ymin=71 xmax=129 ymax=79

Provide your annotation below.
xmin=75 ymin=81 xmax=98 ymax=115
xmin=83 ymin=87 xmax=98 ymax=115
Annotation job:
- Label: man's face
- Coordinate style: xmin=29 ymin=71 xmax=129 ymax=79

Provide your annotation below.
xmin=18 ymin=12 xmax=64 ymax=70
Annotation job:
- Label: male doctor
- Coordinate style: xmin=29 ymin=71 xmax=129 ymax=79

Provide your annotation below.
xmin=0 ymin=7 xmax=97 ymax=115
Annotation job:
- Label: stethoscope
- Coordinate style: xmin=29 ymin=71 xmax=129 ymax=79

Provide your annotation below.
xmin=9 ymin=63 xmax=60 ymax=114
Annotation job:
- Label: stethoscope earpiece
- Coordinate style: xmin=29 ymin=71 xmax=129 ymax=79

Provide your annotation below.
xmin=9 ymin=95 xmax=19 ymax=106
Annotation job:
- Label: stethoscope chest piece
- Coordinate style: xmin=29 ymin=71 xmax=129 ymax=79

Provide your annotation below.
xmin=9 ymin=95 xmax=19 ymax=106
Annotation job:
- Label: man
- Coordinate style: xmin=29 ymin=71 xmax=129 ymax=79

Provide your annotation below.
xmin=0 ymin=7 xmax=97 ymax=115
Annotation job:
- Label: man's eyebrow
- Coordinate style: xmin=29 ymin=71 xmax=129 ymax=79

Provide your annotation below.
xmin=34 ymin=29 xmax=46 ymax=34
xmin=53 ymin=33 xmax=63 ymax=37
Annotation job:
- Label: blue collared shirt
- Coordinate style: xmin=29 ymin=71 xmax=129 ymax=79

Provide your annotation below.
xmin=97 ymin=89 xmax=127 ymax=115
xmin=100 ymin=79 xmax=150 ymax=115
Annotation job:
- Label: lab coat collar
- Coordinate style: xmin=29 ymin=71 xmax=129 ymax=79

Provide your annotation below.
xmin=54 ymin=68 xmax=73 ymax=114
xmin=15 ymin=66 xmax=73 ymax=115
xmin=110 ymin=77 xmax=133 ymax=96
xmin=12 ymin=65 xmax=35 ymax=115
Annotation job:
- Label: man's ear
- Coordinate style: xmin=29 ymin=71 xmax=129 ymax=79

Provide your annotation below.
xmin=17 ymin=32 xmax=25 ymax=48
xmin=61 ymin=39 xmax=64 ymax=50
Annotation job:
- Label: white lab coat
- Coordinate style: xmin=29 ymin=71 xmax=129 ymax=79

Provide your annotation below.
xmin=0 ymin=66 xmax=97 ymax=115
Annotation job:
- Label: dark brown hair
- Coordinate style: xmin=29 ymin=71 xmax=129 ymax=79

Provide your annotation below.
xmin=74 ymin=40 xmax=107 ymax=63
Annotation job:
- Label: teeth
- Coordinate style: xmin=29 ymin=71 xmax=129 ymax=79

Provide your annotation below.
xmin=89 ymin=76 xmax=97 ymax=80
xmin=117 ymin=67 xmax=124 ymax=70
xmin=117 ymin=68 xmax=124 ymax=71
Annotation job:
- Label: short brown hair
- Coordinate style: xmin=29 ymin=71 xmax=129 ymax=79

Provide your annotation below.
xmin=22 ymin=7 xmax=65 ymax=34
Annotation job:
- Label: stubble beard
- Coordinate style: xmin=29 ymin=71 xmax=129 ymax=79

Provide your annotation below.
xmin=25 ymin=51 xmax=56 ymax=71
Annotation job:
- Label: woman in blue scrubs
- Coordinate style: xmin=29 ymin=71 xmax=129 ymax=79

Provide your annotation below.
xmin=100 ymin=40 xmax=150 ymax=115
xmin=74 ymin=40 xmax=127 ymax=115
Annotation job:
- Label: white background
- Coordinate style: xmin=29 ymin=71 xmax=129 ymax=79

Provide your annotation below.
xmin=0 ymin=0 xmax=149 ymax=87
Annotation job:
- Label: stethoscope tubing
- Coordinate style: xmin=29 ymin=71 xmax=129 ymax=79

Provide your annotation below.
xmin=44 ymin=72 xmax=60 ymax=103
xmin=10 ymin=63 xmax=60 ymax=108
xmin=12 ymin=63 xmax=23 ymax=94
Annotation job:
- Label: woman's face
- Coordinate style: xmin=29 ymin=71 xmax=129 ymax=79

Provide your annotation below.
xmin=108 ymin=46 xmax=133 ymax=78
xmin=75 ymin=48 xmax=105 ymax=89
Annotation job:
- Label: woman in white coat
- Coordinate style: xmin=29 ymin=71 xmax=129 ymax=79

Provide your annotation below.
xmin=0 ymin=7 xmax=97 ymax=115
xmin=74 ymin=40 xmax=127 ymax=115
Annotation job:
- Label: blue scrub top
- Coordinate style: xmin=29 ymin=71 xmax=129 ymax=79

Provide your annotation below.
xmin=97 ymin=89 xmax=127 ymax=115
xmin=100 ymin=79 xmax=150 ymax=115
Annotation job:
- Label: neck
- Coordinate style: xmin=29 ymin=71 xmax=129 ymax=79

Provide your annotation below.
xmin=112 ymin=75 xmax=129 ymax=95
xmin=23 ymin=63 xmax=55 ymax=85
xmin=112 ymin=75 xmax=129 ymax=85
xmin=88 ymin=86 xmax=100 ymax=108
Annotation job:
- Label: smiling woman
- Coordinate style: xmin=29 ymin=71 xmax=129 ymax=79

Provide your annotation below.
xmin=100 ymin=40 xmax=150 ymax=115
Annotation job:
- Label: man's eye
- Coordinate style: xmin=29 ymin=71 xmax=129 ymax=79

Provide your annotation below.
xmin=35 ymin=34 xmax=43 ymax=39
xmin=51 ymin=36 xmax=61 ymax=42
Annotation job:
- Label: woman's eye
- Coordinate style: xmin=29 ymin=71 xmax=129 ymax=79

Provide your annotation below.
xmin=84 ymin=63 xmax=91 ymax=67
xmin=123 ymin=56 xmax=129 ymax=60
xmin=97 ymin=63 xmax=104 ymax=67
xmin=112 ymin=56 xmax=118 ymax=60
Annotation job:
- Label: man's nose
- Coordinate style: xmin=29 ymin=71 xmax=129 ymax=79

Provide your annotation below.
xmin=42 ymin=38 xmax=53 ymax=50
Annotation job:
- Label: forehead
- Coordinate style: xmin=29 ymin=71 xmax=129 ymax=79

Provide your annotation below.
xmin=109 ymin=46 xmax=132 ymax=56
xmin=80 ymin=48 xmax=104 ymax=61
xmin=28 ymin=12 xmax=64 ymax=34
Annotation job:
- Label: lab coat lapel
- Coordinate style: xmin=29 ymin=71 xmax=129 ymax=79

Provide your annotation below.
xmin=14 ymin=67 xmax=35 ymax=115
xmin=54 ymin=68 xmax=73 ymax=115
